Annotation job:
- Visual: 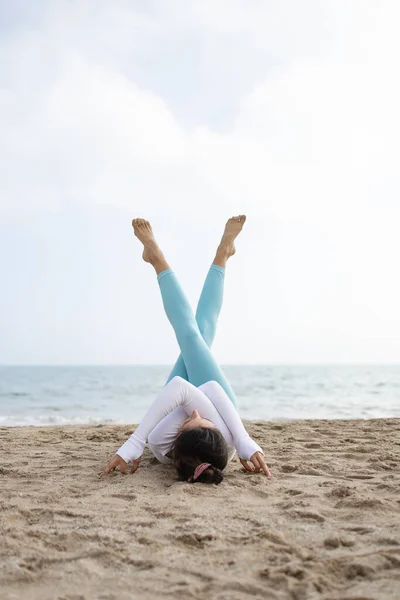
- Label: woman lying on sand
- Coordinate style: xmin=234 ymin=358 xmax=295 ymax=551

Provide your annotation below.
xmin=104 ymin=216 xmax=271 ymax=484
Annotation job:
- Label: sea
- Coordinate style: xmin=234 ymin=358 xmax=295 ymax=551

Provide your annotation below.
xmin=0 ymin=365 xmax=399 ymax=427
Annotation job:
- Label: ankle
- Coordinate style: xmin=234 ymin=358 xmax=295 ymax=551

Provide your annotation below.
xmin=213 ymin=251 xmax=228 ymax=269
xmin=153 ymin=259 xmax=170 ymax=275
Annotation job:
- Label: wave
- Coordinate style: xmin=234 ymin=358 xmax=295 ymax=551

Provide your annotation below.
xmin=0 ymin=414 xmax=129 ymax=427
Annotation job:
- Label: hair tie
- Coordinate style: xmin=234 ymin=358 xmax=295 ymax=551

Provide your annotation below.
xmin=193 ymin=462 xmax=212 ymax=481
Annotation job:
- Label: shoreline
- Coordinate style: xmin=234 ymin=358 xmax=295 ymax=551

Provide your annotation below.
xmin=1 ymin=418 xmax=400 ymax=599
xmin=1 ymin=414 xmax=399 ymax=430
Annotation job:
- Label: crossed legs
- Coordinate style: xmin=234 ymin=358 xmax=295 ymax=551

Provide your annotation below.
xmin=132 ymin=217 xmax=246 ymax=407
xmin=164 ymin=264 xmax=225 ymax=384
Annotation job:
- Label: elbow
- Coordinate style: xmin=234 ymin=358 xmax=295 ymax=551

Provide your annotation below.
xmin=147 ymin=429 xmax=157 ymax=446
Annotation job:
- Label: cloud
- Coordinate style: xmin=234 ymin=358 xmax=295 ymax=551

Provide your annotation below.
xmin=1 ymin=0 xmax=400 ymax=363
xmin=1 ymin=1 xmax=399 ymax=220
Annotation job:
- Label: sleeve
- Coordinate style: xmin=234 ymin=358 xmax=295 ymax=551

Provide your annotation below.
xmin=198 ymin=381 xmax=264 ymax=461
xmin=147 ymin=406 xmax=187 ymax=463
xmin=116 ymin=376 xmax=228 ymax=463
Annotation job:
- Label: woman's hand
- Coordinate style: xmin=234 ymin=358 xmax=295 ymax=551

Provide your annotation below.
xmin=103 ymin=455 xmax=141 ymax=475
xmin=240 ymin=452 xmax=271 ymax=478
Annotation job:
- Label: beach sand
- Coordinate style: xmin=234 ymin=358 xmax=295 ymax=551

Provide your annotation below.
xmin=1 ymin=418 xmax=400 ymax=600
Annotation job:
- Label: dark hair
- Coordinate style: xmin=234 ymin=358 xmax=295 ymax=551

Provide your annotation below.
xmin=171 ymin=427 xmax=228 ymax=485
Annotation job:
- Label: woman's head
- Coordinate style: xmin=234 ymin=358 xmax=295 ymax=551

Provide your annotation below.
xmin=172 ymin=426 xmax=228 ymax=485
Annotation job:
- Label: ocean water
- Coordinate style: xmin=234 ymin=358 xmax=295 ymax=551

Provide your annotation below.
xmin=0 ymin=365 xmax=399 ymax=427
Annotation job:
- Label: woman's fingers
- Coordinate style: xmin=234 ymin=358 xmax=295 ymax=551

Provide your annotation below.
xmin=130 ymin=458 xmax=141 ymax=474
xmin=257 ymin=455 xmax=272 ymax=478
xmin=239 ymin=458 xmax=254 ymax=472
xmin=103 ymin=455 xmax=127 ymax=475
xmin=264 ymin=464 xmax=272 ymax=478
xmin=240 ymin=455 xmax=272 ymax=478
xmin=103 ymin=457 xmax=116 ymax=475
xmin=251 ymin=452 xmax=272 ymax=478
xmin=251 ymin=455 xmax=262 ymax=472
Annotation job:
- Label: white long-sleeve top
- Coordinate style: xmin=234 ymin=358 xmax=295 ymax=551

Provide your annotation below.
xmin=116 ymin=376 xmax=263 ymax=465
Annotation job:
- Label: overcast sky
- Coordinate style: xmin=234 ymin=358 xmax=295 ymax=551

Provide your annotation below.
xmin=1 ymin=0 xmax=399 ymax=365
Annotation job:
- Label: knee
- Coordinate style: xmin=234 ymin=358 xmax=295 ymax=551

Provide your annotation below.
xmin=196 ymin=318 xmax=212 ymax=340
xmin=181 ymin=323 xmax=200 ymax=343
xmin=147 ymin=429 xmax=158 ymax=446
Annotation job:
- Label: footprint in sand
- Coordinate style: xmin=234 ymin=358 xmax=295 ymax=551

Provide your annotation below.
xmin=352 ymin=445 xmax=379 ymax=454
xmin=323 ymin=535 xmax=356 ymax=548
xmin=257 ymin=530 xmax=289 ymax=546
xmin=176 ymin=532 xmax=215 ymax=547
xmin=376 ymin=536 xmax=400 ymax=546
xmin=345 ymin=562 xmax=376 ymax=580
xmin=288 ymin=509 xmax=325 ymax=523
xmin=344 ymin=525 xmax=375 ymax=535
xmin=145 ymin=507 xmax=175 ymax=518
xmin=325 ymin=485 xmax=353 ymax=498
xmin=280 ymin=464 xmax=298 ymax=473
xmin=297 ymin=467 xmax=326 ymax=476
xmin=110 ymin=493 xmax=137 ymax=501
xmin=251 ymin=488 xmax=270 ymax=499
xmin=344 ymin=474 xmax=375 ymax=480
xmin=124 ymin=556 xmax=155 ymax=569
xmin=129 ymin=520 xmax=156 ymax=528
xmin=284 ymin=488 xmax=303 ymax=496
xmin=334 ymin=497 xmax=386 ymax=510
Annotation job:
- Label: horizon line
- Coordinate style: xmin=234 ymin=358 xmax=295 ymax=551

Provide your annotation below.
xmin=1 ymin=363 xmax=399 ymax=368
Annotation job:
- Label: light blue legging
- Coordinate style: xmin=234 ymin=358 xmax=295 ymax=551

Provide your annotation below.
xmin=158 ymin=266 xmax=237 ymax=408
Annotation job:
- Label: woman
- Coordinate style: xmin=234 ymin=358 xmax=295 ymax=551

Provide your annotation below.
xmin=104 ymin=216 xmax=271 ymax=484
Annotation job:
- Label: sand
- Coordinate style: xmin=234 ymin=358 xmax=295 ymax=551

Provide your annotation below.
xmin=1 ymin=418 xmax=400 ymax=600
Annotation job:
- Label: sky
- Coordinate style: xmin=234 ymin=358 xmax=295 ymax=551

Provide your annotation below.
xmin=1 ymin=0 xmax=399 ymax=365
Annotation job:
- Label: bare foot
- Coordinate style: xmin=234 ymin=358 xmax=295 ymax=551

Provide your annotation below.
xmin=132 ymin=219 xmax=169 ymax=272
xmin=216 ymin=215 xmax=247 ymax=261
